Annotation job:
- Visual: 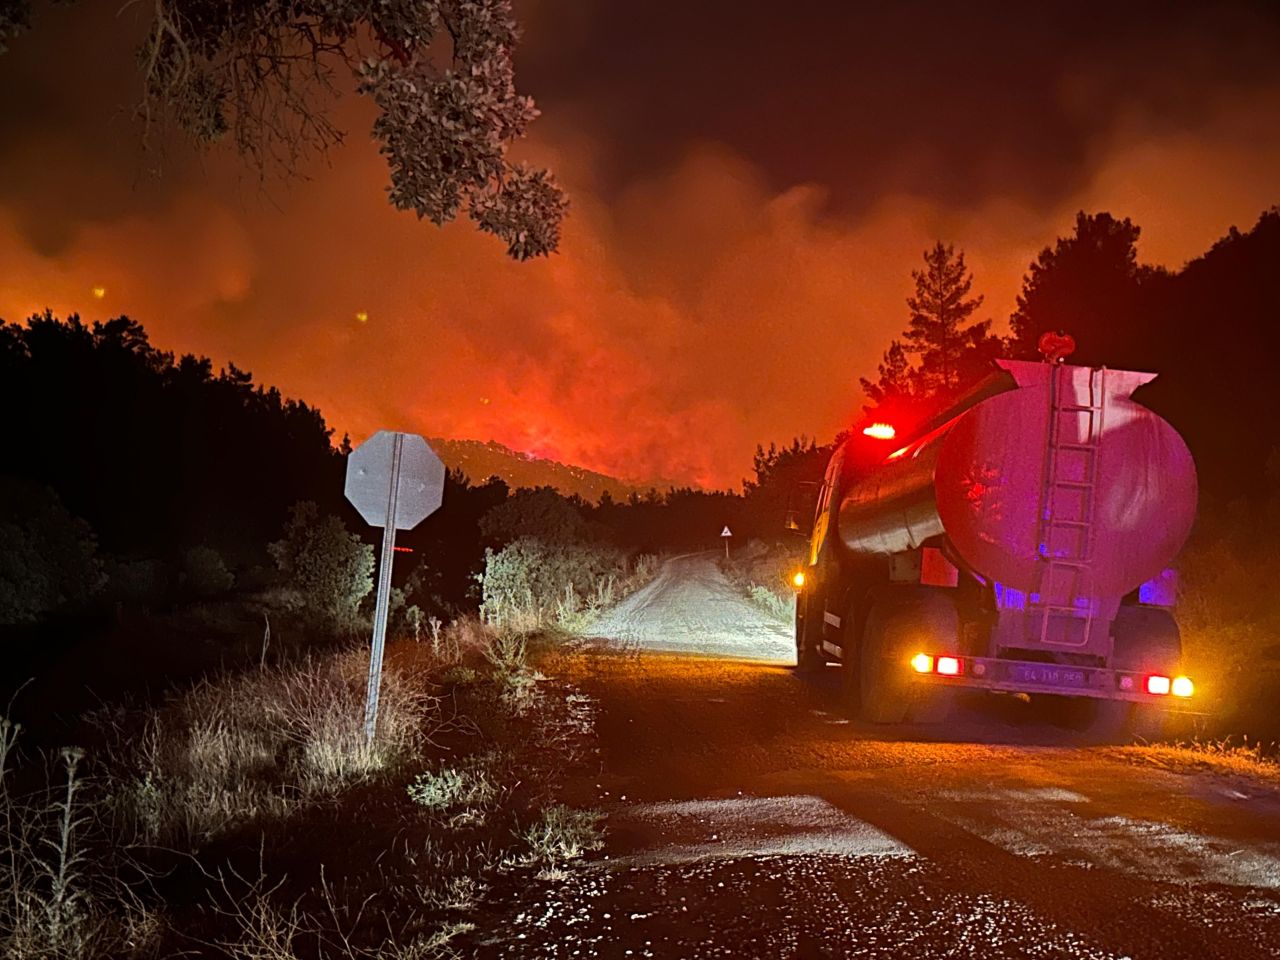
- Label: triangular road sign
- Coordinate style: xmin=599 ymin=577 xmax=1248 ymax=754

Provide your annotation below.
xmin=721 ymin=526 xmax=732 ymax=537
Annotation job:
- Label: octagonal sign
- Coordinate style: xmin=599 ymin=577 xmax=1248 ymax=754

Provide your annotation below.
xmin=344 ymin=431 xmax=445 ymax=530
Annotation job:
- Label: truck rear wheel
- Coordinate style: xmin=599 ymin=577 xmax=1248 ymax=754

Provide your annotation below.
xmin=858 ymin=588 xmax=958 ymax=724
xmin=1045 ymin=608 xmax=1181 ymax=740
xmin=1112 ymin=606 xmax=1182 ymax=742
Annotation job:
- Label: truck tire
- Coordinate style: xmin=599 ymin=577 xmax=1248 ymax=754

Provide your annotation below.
xmin=859 ymin=588 xmax=958 ymax=724
xmin=1042 ymin=696 xmax=1127 ymax=737
xmin=1048 ymin=607 xmax=1182 ymax=739
xmin=795 ymin=590 xmax=824 ymax=674
xmin=1111 ymin=606 xmax=1182 ymax=741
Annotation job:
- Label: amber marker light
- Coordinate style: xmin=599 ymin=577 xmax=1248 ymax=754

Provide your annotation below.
xmin=1171 ymin=676 xmax=1194 ymax=698
xmin=863 ymin=422 xmax=896 ymax=440
xmin=791 ymin=570 xmax=806 ymax=589
xmin=911 ymin=653 xmax=933 ymax=674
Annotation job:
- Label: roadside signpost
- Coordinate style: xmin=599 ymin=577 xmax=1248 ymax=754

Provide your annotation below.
xmin=721 ymin=525 xmax=732 ymax=559
xmin=344 ymin=431 xmax=446 ymax=744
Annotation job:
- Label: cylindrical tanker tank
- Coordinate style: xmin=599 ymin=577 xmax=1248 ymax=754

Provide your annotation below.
xmin=836 ymin=359 xmax=1198 ymax=597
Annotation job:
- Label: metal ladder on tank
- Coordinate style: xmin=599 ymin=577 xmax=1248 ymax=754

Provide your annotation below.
xmin=1033 ymin=365 xmax=1107 ymax=647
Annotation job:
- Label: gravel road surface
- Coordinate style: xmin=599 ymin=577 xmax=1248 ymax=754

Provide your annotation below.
xmin=478 ymin=555 xmax=1280 ymax=959
xmin=582 ymin=552 xmax=794 ymax=660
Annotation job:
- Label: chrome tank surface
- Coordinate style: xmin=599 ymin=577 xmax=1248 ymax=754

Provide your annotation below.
xmin=837 ymin=360 xmax=1198 ymax=598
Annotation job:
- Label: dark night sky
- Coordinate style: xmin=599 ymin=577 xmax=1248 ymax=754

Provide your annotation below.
xmin=2 ymin=0 xmax=1279 ymax=486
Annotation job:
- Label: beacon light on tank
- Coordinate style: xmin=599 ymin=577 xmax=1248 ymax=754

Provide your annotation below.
xmin=863 ymin=422 xmax=896 ymax=440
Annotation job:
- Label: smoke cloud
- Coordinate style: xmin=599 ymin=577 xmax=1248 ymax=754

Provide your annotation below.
xmin=1 ymin=1 xmax=1278 ymax=488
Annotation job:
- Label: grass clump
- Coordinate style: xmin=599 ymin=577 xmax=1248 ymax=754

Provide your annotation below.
xmin=1113 ymin=737 xmax=1280 ymax=784
xmin=515 ymin=804 xmax=604 ymax=878
xmin=407 ymin=763 xmax=497 ymax=818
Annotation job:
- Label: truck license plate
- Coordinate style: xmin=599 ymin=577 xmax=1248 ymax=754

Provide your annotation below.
xmin=1012 ymin=664 xmax=1086 ymax=688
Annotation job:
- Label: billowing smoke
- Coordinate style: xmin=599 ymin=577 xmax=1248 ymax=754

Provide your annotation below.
xmin=1 ymin=1 xmax=1278 ymax=488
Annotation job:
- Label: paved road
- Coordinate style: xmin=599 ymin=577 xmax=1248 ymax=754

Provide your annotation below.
xmin=582 ymin=552 xmax=794 ymax=660
xmin=482 ymin=556 xmax=1280 ymax=958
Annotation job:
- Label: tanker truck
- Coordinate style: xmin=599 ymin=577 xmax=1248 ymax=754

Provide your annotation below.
xmin=794 ymin=358 xmax=1198 ymax=733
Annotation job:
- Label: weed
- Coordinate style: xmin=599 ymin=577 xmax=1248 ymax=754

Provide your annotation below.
xmin=517 ymin=804 xmax=604 ymax=868
xmin=439 ymin=665 xmax=479 ymax=686
xmin=1 ymin=722 xmax=161 ymax=959
xmin=406 ymin=765 xmax=496 ymax=815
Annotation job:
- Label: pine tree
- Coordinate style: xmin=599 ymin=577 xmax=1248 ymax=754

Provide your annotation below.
xmin=859 ymin=340 xmax=913 ymax=408
xmin=904 ymin=242 xmax=994 ymax=398
xmin=861 ymin=242 xmax=1001 ymax=415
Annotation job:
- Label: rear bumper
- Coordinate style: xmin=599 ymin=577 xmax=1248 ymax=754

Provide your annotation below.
xmin=915 ymin=655 xmax=1197 ymax=708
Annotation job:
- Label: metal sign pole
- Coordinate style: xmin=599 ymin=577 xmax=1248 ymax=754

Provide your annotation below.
xmin=364 ymin=433 xmax=404 ymax=746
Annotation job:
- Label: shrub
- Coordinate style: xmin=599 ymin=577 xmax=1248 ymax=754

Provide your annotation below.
xmin=182 ymin=545 xmax=235 ymax=596
xmin=720 ymin=540 xmax=803 ymax=624
xmin=748 ymin=583 xmax=795 ymax=623
xmin=268 ymin=501 xmax=374 ymax=631
xmin=480 ymin=538 xmax=650 ymax=630
xmin=106 ymin=558 xmax=172 ymax=605
xmin=478 ymin=487 xmax=589 ymax=544
xmin=0 ymin=478 xmax=104 ymax=625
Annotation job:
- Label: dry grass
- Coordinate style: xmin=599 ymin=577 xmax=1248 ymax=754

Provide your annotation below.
xmin=94 ymin=648 xmax=438 ymax=848
xmin=1110 ymin=738 xmax=1280 ymax=785
xmin=2 ymin=623 xmax=602 ymax=958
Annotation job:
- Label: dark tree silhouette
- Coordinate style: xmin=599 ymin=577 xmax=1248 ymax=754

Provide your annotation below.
xmin=859 ymin=340 xmax=913 ymax=410
xmin=861 ymin=242 xmax=1002 ymax=420
xmin=0 ymin=0 xmax=566 ymax=259
xmin=1009 ymin=212 xmax=1157 ymax=364
xmin=0 ymin=312 xmax=343 ymax=560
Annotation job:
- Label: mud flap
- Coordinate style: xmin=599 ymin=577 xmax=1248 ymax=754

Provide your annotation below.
xmin=794 ymin=590 xmax=824 ymax=673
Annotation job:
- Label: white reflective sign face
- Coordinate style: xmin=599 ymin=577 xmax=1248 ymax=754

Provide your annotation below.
xmin=344 ymin=431 xmax=445 ymax=530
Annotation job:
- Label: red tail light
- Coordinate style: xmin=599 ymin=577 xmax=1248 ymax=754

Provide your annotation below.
xmin=936 ymin=656 xmax=962 ymax=676
xmin=1146 ymin=675 xmax=1171 ymax=696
